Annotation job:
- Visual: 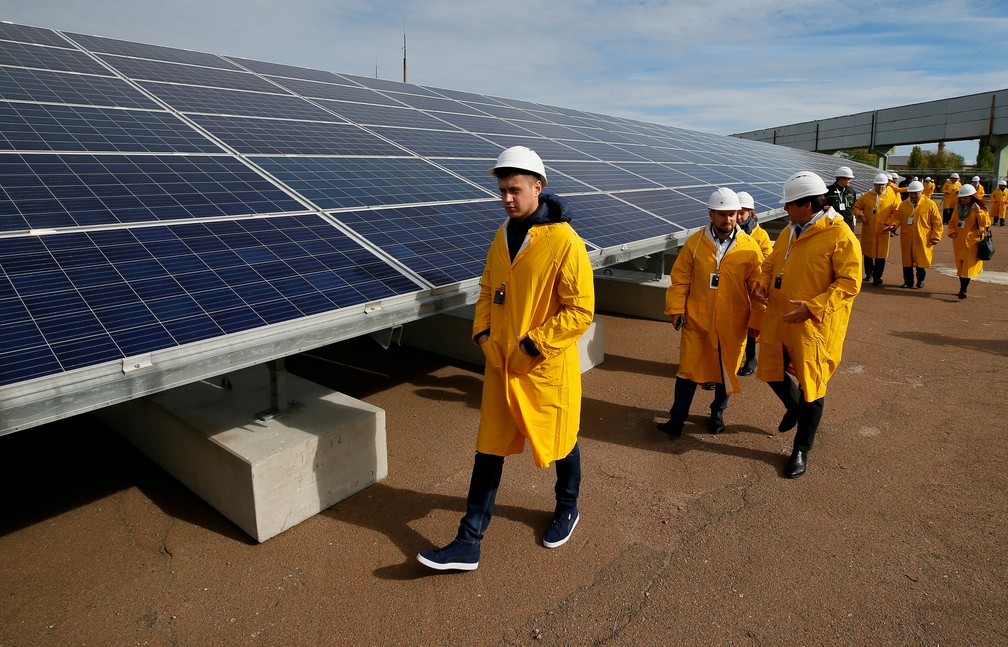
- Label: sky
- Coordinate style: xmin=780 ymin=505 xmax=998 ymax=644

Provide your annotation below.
xmin=5 ymin=0 xmax=1008 ymax=163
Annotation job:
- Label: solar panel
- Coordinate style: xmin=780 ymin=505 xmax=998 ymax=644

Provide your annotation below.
xmin=0 ymin=20 xmax=884 ymax=435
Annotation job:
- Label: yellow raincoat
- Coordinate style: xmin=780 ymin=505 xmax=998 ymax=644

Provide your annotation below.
xmin=941 ymin=179 xmax=962 ymax=211
xmin=923 ymin=180 xmax=936 ymax=200
xmin=972 ymin=183 xmax=986 ymax=200
xmin=948 ymin=203 xmax=992 ymax=279
xmin=852 ymin=189 xmax=899 ymax=258
xmin=664 ymin=226 xmax=765 ymax=395
xmin=992 ymin=186 xmax=1007 ymax=221
xmin=756 ymin=212 xmax=862 ymax=401
xmin=887 ymin=196 xmax=943 ymax=268
xmin=749 ymin=224 xmax=773 ymax=258
xmin=473 ymin=218 xmax=594 ymax=468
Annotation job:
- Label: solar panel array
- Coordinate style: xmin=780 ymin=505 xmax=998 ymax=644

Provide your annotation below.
xmin=0 ymin=21 xmax=879 ymax=432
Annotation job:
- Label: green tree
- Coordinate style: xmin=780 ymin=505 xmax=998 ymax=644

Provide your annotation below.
xmin=845 ymin=148 xmax=877 ymax=166
xmin=907 ymin=146 xmax=927 ymax=169
xmin=976 ymin=144 xmax=995 ymax=170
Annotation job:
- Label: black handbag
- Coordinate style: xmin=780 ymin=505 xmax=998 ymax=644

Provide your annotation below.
xmin=978 ymin=227 xmax=995 ymax=261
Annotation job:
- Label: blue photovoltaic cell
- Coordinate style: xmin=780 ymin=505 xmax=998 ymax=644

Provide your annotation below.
xmin=367 ymin=126 xmax=502 ymax=158
xmin=0 ymin=215 xmax=420 ymax=386
xmin=189 ymin=114 xmax=404 ymax=156
xmin=559 ymin=193 xmax=680 ymax=250
xmin=546 ymin=161 xmax=662 ymax=191
xmin=668 ymin=186 xmax=727 ymax=228
xmin=428 ymin=112 xmax=538 ymax=137
xmin=335 ymin=73 xmax=444 ymax=98
xmin=610 ymin=189 xmax=704 ymax=230
xmin=481 ymin=135 xmax=595 ymax=162
xmin=269 ymin=76 xmax=404 ymax=106
xmin=252 ymin=156 xmax=488 ymax=210
xmin=335 ymin=201 xmax=502 ymax=287
xmin=227 ymin=57 xmax=346 ymax=84
xmin=0 ymin=66 xmax=161 ymax=109
xmin=139 ymin=82 xmax=337 ymax=121
xmin=0 ymin=40 xmax=111 ymax=76
xmin=604 ymin=162 xmax=707 ymax=188
xmin=318 ymin=99 xmax=454 ymax=130
xmin=434 ymin=158 xmax=596 ymax=196
xmin=426 ymin=86 xmax=508 ymax=106
xmin=0 ymin=153 xmax=306 ymax=232
xmin=382 ymin=92 xmax=488 ymax=115
xmin=0 ymin=102 xmax=222 ymax=153
xmin=99 ymin=55 xmax=281 ymax=93
xmin=0 ymin=22 xmax=71 ymax=48
xmin=557 ymin=140 xmax=651 ymax=161
xmin=65 ymin=31 xmax=242 ymax=70
xmin=465 ymin=103 xmax=550 ymax=123
xmin=501 ymin=120 xmax=595 ymax=141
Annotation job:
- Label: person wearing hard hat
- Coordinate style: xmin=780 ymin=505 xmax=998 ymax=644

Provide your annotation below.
xmin=923 ymin=176 xmax=936 ymax=201
xmin=941 ymin=173 xmax=962 ymax=224
xmin=887 ymin=172 xmax=906 ymax=202
xmin=752 ymin=172 xmax=861 ymax=478
xmin=883 ymin=180 xmax=943 ymax=289
xmin=417 ymin=146 xmax=595 ymax=571
xmin=735 ymin=191 xmax=772 ymax=376
xmin=825 ymin=166 xmax=857 ymax=230
xmin=852 ymin=173 xmax=900 ymax=286
xmin=656 ymin=187 xmax=765 ymax=437
xmin=947 ymin=184 xmax=993 ymax=299
xmin=969 ymin=175 xmax=985 ymax=200
xmin=991 ymin=179 xmax=1007 ymax=226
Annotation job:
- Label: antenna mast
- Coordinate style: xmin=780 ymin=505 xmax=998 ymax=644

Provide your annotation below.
xmin=402 ymin=19 xmax=407 ymax=83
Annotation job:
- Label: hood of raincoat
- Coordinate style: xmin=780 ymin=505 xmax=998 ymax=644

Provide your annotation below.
xmin=529 ymin=193 xmax=572 ymax=224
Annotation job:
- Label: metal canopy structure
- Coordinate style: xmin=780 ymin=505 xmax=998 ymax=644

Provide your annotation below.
xmin=0 ymin=21 xmax=880 ymax=435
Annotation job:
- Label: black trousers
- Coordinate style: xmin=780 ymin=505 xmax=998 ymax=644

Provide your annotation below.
xmin=766 ymin=347 xmax=824 ymax=453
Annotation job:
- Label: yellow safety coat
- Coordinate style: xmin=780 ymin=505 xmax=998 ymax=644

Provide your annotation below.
xmin=972 ymin=183 xmax=986 ymax=200
xmin=664 ymin=226 xmax=765 ymax=395
xmin=941 ymin=180 xmax=962 ymax=210
xmin=923 ymin=181 xmax=936 ymax=200
xmin=947 ymin=204 xmax=992 ymax=279
xmin=852 ymin=189 xmax=899 ymax=258
xmin=749 ymin=224 xmax=773 ymax=258
xmin=756 ymin=212 xmax=862 ymax=401
xmin=887 ymin=197 xmax=943 ymax=268
xmin=992 ymin=187 xmax=1007 ymax=220
xmin=473 ymin=219 xmax=594 ymax=468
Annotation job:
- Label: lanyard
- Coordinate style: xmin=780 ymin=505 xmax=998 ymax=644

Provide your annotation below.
xmin=710 ymin=224 xmax=736 ymax=272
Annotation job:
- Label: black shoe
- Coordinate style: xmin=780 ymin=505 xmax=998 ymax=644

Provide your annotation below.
xmin=737 ymin=364 xmax=755 ymax=376
xmin=700 ymin=382 xmax=716 ymax=391
xmin=915 ymin=279 xmax=925 ymax=289
xmin=417 ymin=540 xmax=480 ymax=571
xmin=778 ymin=411 xmax=797 ymax=433
xmin=872 ymin=278 xmax=883 ymax=286
xmin=957 ymin=292 xmax=967 ymax=300
xmin=899 ymin=283 xmax=912 ymax=288
xmin=784 ymin=450 xmax=807 ymax=479
xmin=656 ymin=420 xmax=683 ymax=437
xmin=708 ymin=410 xmax=725 ymax=435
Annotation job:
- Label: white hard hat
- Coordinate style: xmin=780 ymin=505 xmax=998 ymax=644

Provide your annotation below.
xmin=835 ymin=166 xmax=854 ymax=179
xmin=489 ymin=146 xmax=547 ymax=186
xmin=736 ymin=191 xmax=755 ymax=210
xmin=907 ymin=181 xmax=924 ymax=192
xmin=925 ymin=177 xmax=932 ymax=181
xmin=958 ymin=184 xmax=977 ymax=198
xmin=873 ymin=173 xmax=890 ymax=185
xmin=950 ymin=172 xmax=959 ymax=179
xmin=708 ymin=187 xmax=741 ymax=211
xmin=999 ymin=179 xmax=1007 ymax=186
xmin=972 ymin=176 xmax=980 ymax=182
xmin=780 ymin=171 xmax=828 ymax=204
xmin=912 ymin=176 xmax=919 ymax=181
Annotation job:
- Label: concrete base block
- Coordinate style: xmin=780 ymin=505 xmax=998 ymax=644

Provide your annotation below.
xmin=594 ymin=268 xmax=672 ymax=322
xmin=97 ymin=367 xmax=386 ymax=542
xmin=401 ymin=306 xmax=604 ymax=372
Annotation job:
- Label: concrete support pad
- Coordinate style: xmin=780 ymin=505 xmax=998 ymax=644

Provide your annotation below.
xmin=401 ymin=305 xmax=605 ymax=372
xmin=595 ymin=268 xmax=672 ymax=322
xmin=97 ymin=367 xmax=386 ymax=542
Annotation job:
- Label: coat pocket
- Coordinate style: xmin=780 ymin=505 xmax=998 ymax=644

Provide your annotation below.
xmin=507 ymin=344 xmax=542 ymax=375
xmin=481 ymin=340 xmax=504 ymax=369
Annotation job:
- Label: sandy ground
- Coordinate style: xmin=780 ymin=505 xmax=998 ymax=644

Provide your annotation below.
xmin=2 ymin=221 xmax=1007 ymax=646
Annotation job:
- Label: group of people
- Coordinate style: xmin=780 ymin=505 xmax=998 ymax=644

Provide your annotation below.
xmin=415 ymin=146 xmax=997 ymax=572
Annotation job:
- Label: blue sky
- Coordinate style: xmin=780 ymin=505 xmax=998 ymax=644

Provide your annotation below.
xmin=5 ymin=0 xmax=1007 ymax=162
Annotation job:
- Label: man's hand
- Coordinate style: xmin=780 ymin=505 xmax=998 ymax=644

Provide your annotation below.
xmin=781 ymin=299 xmax=812 ymax=323
xmin=476 ymin=333 xmax=489 ymax=346
xmin=752 ymin=284 xmax=768 ymax=304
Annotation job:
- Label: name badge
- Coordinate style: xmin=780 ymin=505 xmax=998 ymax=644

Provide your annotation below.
xmin=907 ymin=217 xmax=913 ymax=225
xmin=709 ymin=272 xmax=720 ymax=289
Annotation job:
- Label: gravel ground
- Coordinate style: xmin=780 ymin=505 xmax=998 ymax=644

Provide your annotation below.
xmin=1 ymin=222 xmax=1006 ymax=646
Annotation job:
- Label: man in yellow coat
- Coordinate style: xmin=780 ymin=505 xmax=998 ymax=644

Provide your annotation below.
xmin=736 ymin=190 xmax=773 ymax=376
xmin=656 ymin=188 xmax=765 ymax=436
xmin=852 ymin=173 xmax=899 ymax=286
xmin=941 ymin=172 xmax=962 ymax=224
xmin=923 ymin=176 xmax=936 ymax=201
xmin=884 ymin=181 xmax=943 ymax=289
xmin=992 ymin=179 xmax=1007 ymax=226
xmin=418 ymin=146 xmax=595 ymax=571
xmin=948 ymin=184 xmax=993 ymax=299
xmin=752 ymin=172 xmax=862 ymax=479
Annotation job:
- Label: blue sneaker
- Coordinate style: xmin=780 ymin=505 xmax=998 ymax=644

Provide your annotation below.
xmin=543 ymin=509 xmax=579 ymax=549
xmin=416 ymin=540 xmax=480 ymax=571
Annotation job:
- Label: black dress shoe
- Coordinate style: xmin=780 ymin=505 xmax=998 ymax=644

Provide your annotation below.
xmin=915 ymin=280 xmax=925 ymax=289
xmin=784 ymin=449 xmax=807 ymax=478
xmin=737 ymin=364 xmax=755 ymax=376
xmin=708 ymin=411 xmax=725 ymax=435
xmin=899 ymin=283 xmax=912 ymax=288
xmin=656 ymin=420 xmax=683 ymax=437
xmin=957 ymin=292 xmax=967 ymax=300
xmin=778 ymin=411 xmax=797 ymax=433
xmin=872 ymin=278 xmax=884 ymax=286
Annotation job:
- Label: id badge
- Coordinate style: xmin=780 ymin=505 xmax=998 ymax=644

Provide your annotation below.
xmin=709 ymin=272 xmax=720 ymax=289
xmin=907 ymin=217 xmax=913 ymax=225
xmin=493 ymin=288 xmax=505 ymax=305
xmin=774 ymin=275 xmax=782 ymax=289
xmin=838 ymin=204 xmax=846 ymax=212
xmin=958 ymin=220 xmax=965 ymax=228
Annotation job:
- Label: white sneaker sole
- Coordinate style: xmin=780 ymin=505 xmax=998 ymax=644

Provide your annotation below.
xmin=416 ymin=552 xmax=479 ymax=571
xmin=543 ymin=513 xmax=580 ymax=549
